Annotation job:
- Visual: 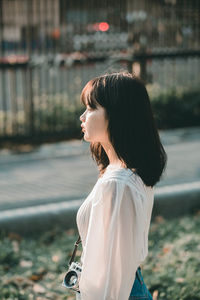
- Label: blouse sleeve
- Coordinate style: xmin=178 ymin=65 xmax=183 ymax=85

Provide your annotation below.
xmin=79 ymin=179 xmax=146 ymax=300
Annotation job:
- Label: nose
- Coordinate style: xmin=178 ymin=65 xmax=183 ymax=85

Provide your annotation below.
xmin=80 ymin=111 xmax=85 ymax=122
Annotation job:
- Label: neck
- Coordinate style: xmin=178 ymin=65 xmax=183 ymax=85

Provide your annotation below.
xmin=101 ymin=141 xmax=125 ymax=167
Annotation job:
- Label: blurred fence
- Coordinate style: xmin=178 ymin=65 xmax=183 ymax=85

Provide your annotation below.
xmin=0 ymin=0 xmax=200 ymax=142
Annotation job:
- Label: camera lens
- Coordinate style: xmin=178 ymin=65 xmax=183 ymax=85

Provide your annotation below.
xmin=64 ymin=270 xmax=78 ymax=287
xmin=69 ymin=275 xmax=77 ymax=285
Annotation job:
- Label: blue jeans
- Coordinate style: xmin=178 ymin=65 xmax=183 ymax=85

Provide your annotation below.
xmin=76 ymin=267 xmax=152 ymax=300
xmin=129 ymin=267 xmax=153 ymax=300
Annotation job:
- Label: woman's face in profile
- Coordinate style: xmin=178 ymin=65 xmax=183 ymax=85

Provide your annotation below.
xmin=80 ymin=101 xmax=109 ymax=144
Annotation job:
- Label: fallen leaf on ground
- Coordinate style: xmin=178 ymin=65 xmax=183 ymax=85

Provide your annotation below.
xmin=66 ymin=229 xmax=76 ymax=236
xmin=20 ymin=260 xmax=33 ymax=268
xmin=8 ymin=232 xmax=22 ymax=241
xmin=29 ymin=268 xmax=47 ymax=282
xmin=33 ymin=283 xmax=46 ymax=294
xmin=175 ymin=277 xmax=185 ymax=283
xmin=154 ymin=215 xmax=165 ymax=224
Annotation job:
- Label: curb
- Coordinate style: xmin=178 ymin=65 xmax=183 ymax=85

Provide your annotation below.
xmin=153 ymin=181 xmax=200 ymax=218
xmin=0 ymin=181 xmax=200 ymax=235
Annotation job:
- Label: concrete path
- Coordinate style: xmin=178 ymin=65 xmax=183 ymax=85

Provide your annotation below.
xmin=0 ymin=127 xmax=200 ymax=234
xmin=0 ymin=127 xmax=200 ymax=213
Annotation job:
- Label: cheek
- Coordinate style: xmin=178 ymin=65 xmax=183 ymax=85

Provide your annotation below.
xmin=86 ymin=112 xmax=108 ymax=139
xmin=95 ymin=113 xmax=108 ymax=131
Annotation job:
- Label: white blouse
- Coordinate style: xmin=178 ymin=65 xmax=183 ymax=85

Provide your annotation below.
xmin=76 ymin=164 xmax=154 ymax=300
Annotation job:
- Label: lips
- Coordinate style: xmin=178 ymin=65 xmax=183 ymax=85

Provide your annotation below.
xmin=81 ymin=124 xmax=85 ymax=132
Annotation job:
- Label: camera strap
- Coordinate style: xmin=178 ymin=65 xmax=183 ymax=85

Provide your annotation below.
xmin=68 ymin=235 xmax=82 ymax=266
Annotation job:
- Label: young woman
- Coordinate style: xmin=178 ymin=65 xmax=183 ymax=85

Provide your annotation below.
xmin=76 ymin=72 xmax=167 ymax=300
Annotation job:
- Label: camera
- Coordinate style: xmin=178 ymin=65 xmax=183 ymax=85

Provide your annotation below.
xmin=62 ymin=262 xmax=82 ymax=293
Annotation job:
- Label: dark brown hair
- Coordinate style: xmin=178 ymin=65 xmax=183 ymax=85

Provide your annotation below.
xmin=81 ymin=72 xmax=167 ymax=187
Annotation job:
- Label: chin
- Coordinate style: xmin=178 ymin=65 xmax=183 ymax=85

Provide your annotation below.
xmin=83 ymin=134 xmax=90 ymax=142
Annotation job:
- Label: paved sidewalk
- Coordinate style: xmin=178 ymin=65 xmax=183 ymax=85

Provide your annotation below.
xmin=0 ymin=127 xmax=200 ymax=212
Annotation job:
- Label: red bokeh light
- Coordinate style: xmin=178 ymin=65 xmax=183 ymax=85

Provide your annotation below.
xmin=99 ymin=22 xmax=109 ymax=32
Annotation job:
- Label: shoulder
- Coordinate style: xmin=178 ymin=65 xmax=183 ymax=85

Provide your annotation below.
xmin=97 ymin=170 xmax=130 ymax=195
xmin=98 ymin=167 xmax=143 ymax=192
xmin=96 ymin=177 xmax=125 ymax=194
xmin=94 ymin=170 xmax=136 ymax=202
xmin=99 ymin=166 xmax=134 ymax=183
xmin=97 ymin=167 xmax=153 ymax=200
xmin=91 ymin=174 xmax=127 ymax=205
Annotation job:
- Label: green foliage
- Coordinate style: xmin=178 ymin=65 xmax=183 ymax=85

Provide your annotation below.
xmin=36 ymin=89 xmax=200 ymax=133
xmin=1 ymin=89 xmax=199 ymax=146
xmin=151 ymin=89 xmax=200 ymax=129
xmin=143 ymin=213 xmax=200 ymax=300
xmin=0 ymin=228 xmax=77 ymax=299
xmin=34 ymin=104 xmax=85 ymax=134
xmin=0 ymin=235 xmax=20 ymax=268
xmin=0 ymin=214 xmax=200 ymax=299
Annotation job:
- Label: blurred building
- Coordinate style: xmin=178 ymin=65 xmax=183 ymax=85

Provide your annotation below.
xmin=0 ymin=0 xmax=60 ymax=54
xmin=0 ymin=0 xmax=199 ymax=55
xmin=126 ymin=0 xmax=200 ymax=51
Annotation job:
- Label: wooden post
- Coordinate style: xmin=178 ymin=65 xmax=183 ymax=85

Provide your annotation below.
xmin=26 ymin=0 xmax=34 ymax=136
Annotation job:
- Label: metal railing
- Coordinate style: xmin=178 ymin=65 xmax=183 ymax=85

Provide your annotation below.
xmin=0 ymin=0 xmax=200 ymax=143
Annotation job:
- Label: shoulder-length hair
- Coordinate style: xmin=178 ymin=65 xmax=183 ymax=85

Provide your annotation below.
xmin=80 ymin=72 xmax=167 ymax=187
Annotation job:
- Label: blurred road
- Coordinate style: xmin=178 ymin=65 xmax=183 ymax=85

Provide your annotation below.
xmin=0 ymin=127 xmax=200 ymax=211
